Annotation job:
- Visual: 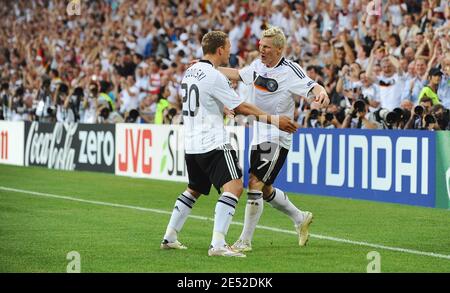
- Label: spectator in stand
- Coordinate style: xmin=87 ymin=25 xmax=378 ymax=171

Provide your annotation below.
xmin=0 ymin=0 xmax=448 ymax=130
xmin=418 ymin=68 xmax=443 ymax=105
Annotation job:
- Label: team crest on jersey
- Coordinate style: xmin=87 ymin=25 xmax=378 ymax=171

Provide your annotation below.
xmin=253 ymin=72 xmax=278 ymax=92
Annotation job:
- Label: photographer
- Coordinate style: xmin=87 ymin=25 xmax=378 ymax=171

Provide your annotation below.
xmin=303 ymin=106 xmax=342 ymax=129
xmin=342 ymin=98 xmax=382 ymax=129
xmin=154 ymin=85 xmax=175 ymax=124
xmin=70 ymin=87 xmax=84 ymax=122
xmin=320 ymin=108 xmax=342 ymax=129
xmin=97 ymin=104 xmax=124 ymax=124
xmin=80 ymin=82 xmax=99 ymax=124
xmin=404 ymin=97 xmax=439 ymax=130
xmin=374 ymin=107 xmax=410 ymax=130
xmin=418 ymin=68 xmax=443 ymax=106
xmin=0 ymin=82 xmax=11 ymax=120
xmin=303 ymin=107 xmax=322 ymax=128
xmin=55 ymin=83 xmax=76 ymax=123
xmin=35 ymin=77 xmax=55 ymax=122
xmin=430 ymin=104 xmax=449 ymax=130
xmin=10 ymin=87 xmax=35 ymax=122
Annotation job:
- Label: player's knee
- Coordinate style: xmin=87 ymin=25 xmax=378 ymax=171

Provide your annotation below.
xmin=248 ymin=174 xmax=263 ymax=191
xmin=232 ymin=184 xmax=244 ymax=198
xmin=186 ymin=188 xmax=202 ymax=199
xmin=223 ymin=179 xmax=244 ymax=198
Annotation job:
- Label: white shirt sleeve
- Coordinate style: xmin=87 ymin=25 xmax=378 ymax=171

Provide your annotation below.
xmin=287 ymin=62 xmax=317 ymax=97
xmin=238 ymin=60 xmax=257 ymax=85
xmin=213 ymin=72 xmax=244 ymax=110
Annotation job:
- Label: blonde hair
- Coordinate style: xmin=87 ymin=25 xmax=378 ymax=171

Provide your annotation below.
xmin=261 ymin=26 xmax=286 ymax=49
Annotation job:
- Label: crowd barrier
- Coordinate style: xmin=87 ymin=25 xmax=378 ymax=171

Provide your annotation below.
xmin=1 ymin=121 xmax=448 ymax=209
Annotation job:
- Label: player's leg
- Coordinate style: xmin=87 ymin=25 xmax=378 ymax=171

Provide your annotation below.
xmin=260 ymin=144 xmax=313 ymax=246
xmin=263 ymin=184 xmax=313 ymax=246
xmin=232 ymin=142 xmax=277 ymax=252
xmin=232 ymin=173 xmax=264 ymax=252
xmin=203 ymin=144 xmax=246 ymax=257
xmin=161 ymin=187 xmax=202 ymax=249
xmin=161 ymin=154 xmax=209 ymax=250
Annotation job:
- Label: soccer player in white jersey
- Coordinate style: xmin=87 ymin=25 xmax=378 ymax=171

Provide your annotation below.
xmin=160 ymin=31 xmax=299 ymax=257
xmin=218 ymin=26 xmax=330 ymax=252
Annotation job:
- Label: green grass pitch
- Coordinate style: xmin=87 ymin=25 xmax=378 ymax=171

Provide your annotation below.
xmin=0 ymin=164 xmax=449 ymax=272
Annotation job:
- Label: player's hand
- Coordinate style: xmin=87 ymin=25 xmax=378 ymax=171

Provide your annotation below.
xmin=276 ymin=115 xmax=300 ymax=133
xmin=315 ymin=92 xmax=330 ymax=108
xmin=224 ymin=107 xmax=235 ymax=118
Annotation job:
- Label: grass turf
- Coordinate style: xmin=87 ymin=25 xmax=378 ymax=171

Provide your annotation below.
xmin=0 ymin=164 xmax=449 ymax=272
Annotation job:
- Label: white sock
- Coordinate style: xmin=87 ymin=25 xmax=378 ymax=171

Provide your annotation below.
xmin=266 ymin=188 xmax=303 ymax=225
xmin=164 ymin=191 xmax=197 ymax=242
xmin=211 ymin=192 xmax=239 ymax=248
xmin=239 ymin=190 xmax=263 ymax=243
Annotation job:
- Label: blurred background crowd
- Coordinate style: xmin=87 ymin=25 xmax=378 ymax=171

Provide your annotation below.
xmin=0 ymin=0 xmax=449 ymax=130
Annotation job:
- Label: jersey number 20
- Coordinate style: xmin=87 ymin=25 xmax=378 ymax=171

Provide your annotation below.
xmin=181 ymin=83 xmax=199 ymax=117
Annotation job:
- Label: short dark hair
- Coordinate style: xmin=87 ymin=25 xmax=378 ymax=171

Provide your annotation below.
xmin=428 ymin=68 xmax=443 ymax=77
xmin=201 ymin=31 xmax=228 ymax=55
xmin=432 ymin=104 xmax=445 ymax=113
xmin=389 ymin=34 xmax=401 ymax=47
xmin=306 ymin=65 xmax=317 ymax=73
xmin=51 ymin=69 xmax=59 ymax=77
xmin=99 ymin=81 xmax=110 ymax=93
xmin=420 ymin=97 xmax=433 ymax=104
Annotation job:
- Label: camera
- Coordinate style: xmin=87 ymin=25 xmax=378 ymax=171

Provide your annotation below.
xmin=58 ymin=83 xmax=69 ymax=95
xmin=100 ymin=107 xmax=110 ymax=120
xmin=167 ymin=108 xmax=177 ymax=120
xmin=125 ymin=109 xmax=140 ymax=123
xmin=378 ymin=109 xmax=399 ymax=125
xmin=46 ymin=106 xmax=56 ymax=116
xmin=392 ymin=107 xmax=407 ymax=122
xmin=325 ymin=112 xmax=334 ymax=122
xmin=1 ymin=82 xmax=9 ymax=91
xmin=42 ymin=78 xmax=51 ymax=89
xmin=414 ymin=105 xmax=424 ymax=116
xmin=424 ymin=114 xmax=436 ymax=125
xmin=354 ymin=99 xmax=366 ymax=113
xmin=310 ymin=109 xmax=319 ymax=120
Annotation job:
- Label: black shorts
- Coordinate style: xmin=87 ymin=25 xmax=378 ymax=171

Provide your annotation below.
xmin=185 ymin=144 xmax=242 ymax=195
xmin=249 ymin=142 xmax=289 ymax=185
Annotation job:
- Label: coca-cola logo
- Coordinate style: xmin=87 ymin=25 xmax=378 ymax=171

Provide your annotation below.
xmin=25 ymin=122 xmax=77 ymax=170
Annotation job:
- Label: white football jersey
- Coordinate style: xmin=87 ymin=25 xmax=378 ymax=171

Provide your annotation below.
xmin=182 ymin=60 xmax=244 ymax=154
xmin=239 ymin=57 xmax=316 ymax=149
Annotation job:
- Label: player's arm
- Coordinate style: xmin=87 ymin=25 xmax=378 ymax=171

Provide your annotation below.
xmin=309 ymin=84 xmax=330 ymax=107
xmin=212 ymin=71 xmax=298 ymax=132
xmin=289 ymin=62 xmax=330 ymax=108
xmin=233 ymin=102 xmax=299 ymax=133
xmin=218 ymin=67 xmax=242 ymax=81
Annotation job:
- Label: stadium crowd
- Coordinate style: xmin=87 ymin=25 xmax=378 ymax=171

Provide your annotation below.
xmin=0 ymin=0 xmax=449 ymax=130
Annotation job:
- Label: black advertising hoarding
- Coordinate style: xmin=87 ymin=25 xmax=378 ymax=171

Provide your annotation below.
xmin=24 ymin=122 xmax=115 ymax=173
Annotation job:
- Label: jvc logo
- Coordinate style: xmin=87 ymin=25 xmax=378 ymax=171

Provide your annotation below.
xmin=118 ymin=128 xmax=152 ymax=174
xmin=0 ymin=131 xmax=7 ymax=160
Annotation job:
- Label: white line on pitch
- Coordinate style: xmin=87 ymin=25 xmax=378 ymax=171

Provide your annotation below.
xmin=1 ymin=186 xmax=450 ymax=261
